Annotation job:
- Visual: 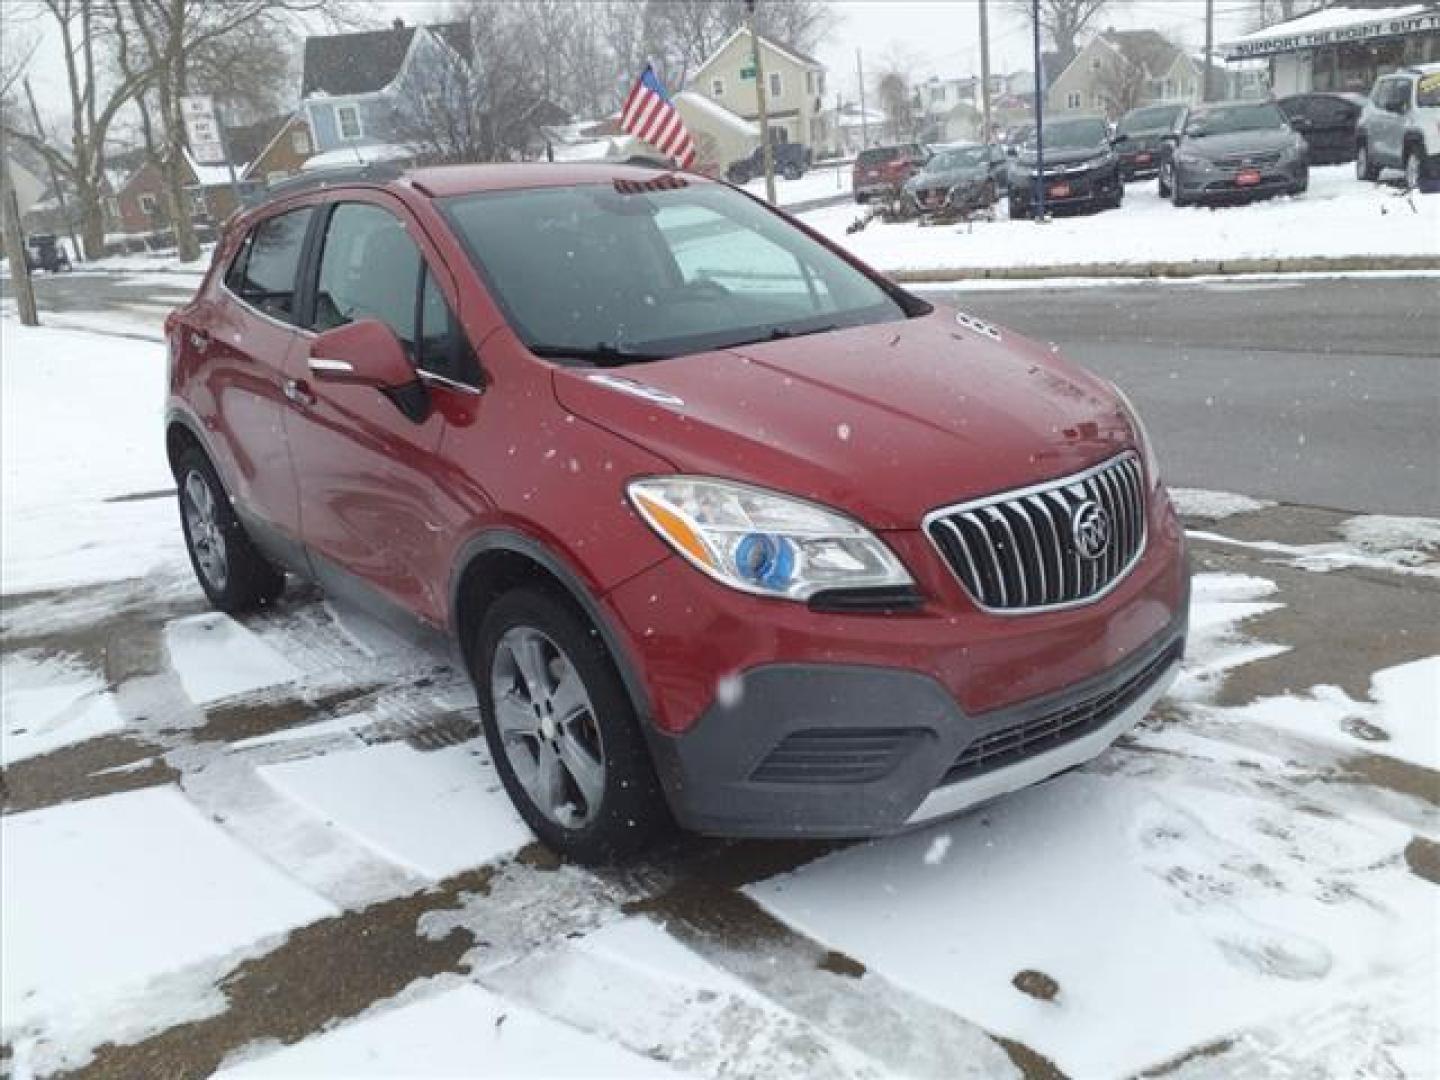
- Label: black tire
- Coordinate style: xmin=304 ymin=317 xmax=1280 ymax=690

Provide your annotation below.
xmin=175 ymin=445 xmax=285 ymax=613
xmin=1008 ymin=197 xmax=1027 ymax=219
xmin=474 ymin=587 xmax=671 ymax=864
xmin=726 ymin=164 xmax=751 ymax=184
xmin=1158 ymin=162 xmax=1172 ymax=198
xmin=1403 ymin=147 xmax=1422 ymax=191
xmin=782 ymin=163 xmax=803 ymax=181
xmin=1356 ymin=142 xmax=1380 ymax=182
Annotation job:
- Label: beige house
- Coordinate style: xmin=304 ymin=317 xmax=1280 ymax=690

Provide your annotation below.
xmin=690 ymin=27 xmax=830 ymax=152
xmin=1047 ymin=30 xmax=1203 ymax=120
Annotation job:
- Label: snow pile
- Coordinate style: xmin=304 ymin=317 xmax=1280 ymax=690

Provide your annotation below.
xmin=742 ymin=162 xmax=852 ymax=206
xmin=1340 ymin=513 xmax=1440 ymax=563
xmin=1 ymin=653 xmax=125 ymax=765
xmin=802 ymin=166 xmax=1440 ymax=274
xmin=164 ymin=613 xmax=301 ymax=705
xmin=1191 ymin=519 xmax=1440 ymax=578
xmin=1170 ymin=487 xmax=1275 ymax=519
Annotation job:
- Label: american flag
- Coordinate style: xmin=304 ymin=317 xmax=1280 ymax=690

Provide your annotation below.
xmin=620 ymin=64 xmax=696 ymax=169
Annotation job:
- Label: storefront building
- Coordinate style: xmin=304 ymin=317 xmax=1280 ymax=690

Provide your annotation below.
xmin=1225 ymin=2 xmax=1440 ymax=96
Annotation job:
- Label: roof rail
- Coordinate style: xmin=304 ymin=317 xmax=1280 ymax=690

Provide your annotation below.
xmin=253 ymin=162 xmax=408 ymax=204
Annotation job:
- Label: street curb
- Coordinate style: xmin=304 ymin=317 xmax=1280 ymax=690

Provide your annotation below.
xmin=888 ymin=254 xmax=1440 ymax=283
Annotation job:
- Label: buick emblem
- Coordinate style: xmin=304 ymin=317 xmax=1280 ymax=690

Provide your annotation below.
xmin=1072 ymin=500 xmax=1111 ymax=560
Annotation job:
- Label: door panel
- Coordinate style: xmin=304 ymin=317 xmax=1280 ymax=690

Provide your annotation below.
xmin=205 ymin=207 xmax=315 ymax=537
xmin=283 ymin=196 xmax=475 ymax=625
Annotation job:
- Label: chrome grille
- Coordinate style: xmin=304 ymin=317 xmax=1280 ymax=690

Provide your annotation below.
xmin=1213 ymin=150 xmax=1282 ymax=169
xmin=924 ymin=453 xmax=1146 ymax=613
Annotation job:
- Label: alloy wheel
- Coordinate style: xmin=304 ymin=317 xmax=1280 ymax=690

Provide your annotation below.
xmin=183 ymin=469 xmax=228 ymax=592
xmin=1404 ymin=153 xmax=1420 ymax=190
xmin=490 ymin=626 xmax=606 ymax=829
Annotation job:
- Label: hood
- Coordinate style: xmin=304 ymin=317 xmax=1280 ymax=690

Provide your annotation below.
xmin=1014 ymin=144 xmax=1111 ymax=168
xmin=551 ymin=309 xmax=1135 ymax=530
xmin=1185 ymin=128 xmax=1297 ymax=158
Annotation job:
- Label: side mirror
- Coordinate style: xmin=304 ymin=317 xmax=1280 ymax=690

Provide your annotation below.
xmin=308 ymin=318 xmax=429 ymax=422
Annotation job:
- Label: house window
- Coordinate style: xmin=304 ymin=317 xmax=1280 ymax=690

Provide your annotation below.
xmin=711 ymin=77 xmax=724 ymax=97
xmin=336 ymin=104 xmax=362 ymax=141
xmin=768 ymin=72 xmax=782 ymax=99
xmin=806 ymin=70 xmax=814 ymax=94
xmin=292 ymin=129 xmax=311 ymax=155
xmin=817 ymin=71 xmax=825 ymax=96
xmin=105 ymin=197 xmax=120 ymax=219
xmin=1066 ymin=91 xmax=1081 ymax=109
xmin=139 ymin=193 xmax=158 ymax=215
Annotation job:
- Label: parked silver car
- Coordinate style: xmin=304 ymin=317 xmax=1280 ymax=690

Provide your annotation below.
xmin=1158 ymin=101 xmax=1308 ymax=207
xmin=1356 ymin=63 xmax=1440 ymax=190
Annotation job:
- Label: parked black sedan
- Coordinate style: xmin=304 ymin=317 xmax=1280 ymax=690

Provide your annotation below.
xmin=1158 ymin=101 xmax=1309 ymax=207
xmin=1277 ymin=92 xmax=1368 ymax=165
xmin=1115 ymin=103 xmax=1185 ymax=179
xmin=1007 ymin=115 xmax=1124 ymax=218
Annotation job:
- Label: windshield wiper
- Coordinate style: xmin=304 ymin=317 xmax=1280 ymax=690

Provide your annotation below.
xmin=528 ymin=343 xmax=670 ymax=366
xmin=724 ymin=324 xmax=840 ymax=349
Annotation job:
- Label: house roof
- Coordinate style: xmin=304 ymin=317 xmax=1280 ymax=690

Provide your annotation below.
xmin=1099 ymin=29 xmax=1187 ymax=78
xmin=693 ymin=26 xmax=824 ymax=83
xmin=223 ymin=114 xmax=294 ymax=166
xmin=302 ymin=24 xmax=418 ymax=97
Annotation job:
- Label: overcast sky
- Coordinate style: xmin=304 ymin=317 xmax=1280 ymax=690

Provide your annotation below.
xmin=7 ymin=0 xmax=1264 ymax=118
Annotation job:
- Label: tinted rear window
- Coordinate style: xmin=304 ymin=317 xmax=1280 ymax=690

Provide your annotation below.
xmin=857 ymin=148 xmax=902 ymax=166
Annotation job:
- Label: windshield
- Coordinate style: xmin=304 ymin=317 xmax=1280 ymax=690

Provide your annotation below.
xmin=1186 ymin=103 xmax=1287 ymax=136
xmin=1031 ymin=118 xmax=1108 ymax=150
xmin=1119 ymin=105 xmax=1183 ymax=134
xmin=442 ymin=182 xmax=913 ymax=361
xmin=927 ymin=147 xmax=989 ymax=170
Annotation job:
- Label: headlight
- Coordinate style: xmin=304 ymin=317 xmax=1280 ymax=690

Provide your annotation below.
xmin=1110 ymin=384 xmax=1161 ymax=488
xmin=627 ymin=477 xmax=914 ymax=601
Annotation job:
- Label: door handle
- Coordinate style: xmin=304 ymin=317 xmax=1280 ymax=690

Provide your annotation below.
xmin=283 ymin=378 xmax=315 ymax=407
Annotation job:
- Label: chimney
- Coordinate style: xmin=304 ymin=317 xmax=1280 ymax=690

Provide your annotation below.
xmin=393 ymin=17 xmax=405 ymax=30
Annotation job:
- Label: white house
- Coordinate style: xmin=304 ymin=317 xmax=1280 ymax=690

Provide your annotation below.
xmin=689 ymin=27 xmax=831 ymax=152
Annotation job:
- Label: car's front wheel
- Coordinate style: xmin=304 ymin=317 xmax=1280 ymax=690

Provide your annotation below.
xmin=474 ymin=587 xmax=670 ymax=864
xmin=1403 ymin=147 xmax=1422 ymax=190
xmin=175 ymin=446 xmax=285 ymax=612
xmin=782 ymin=163 xmax=804 ymax=181
xmin=1357 ymin=142 xmax=1380 ymax=182
xmin=1158 ymin=162 xmax=1173 ymax=198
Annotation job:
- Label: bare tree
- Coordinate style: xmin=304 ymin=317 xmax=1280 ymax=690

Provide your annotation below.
xmin=644 ymin=0 xmax=834 ymax=92
xmin=1246 ymin=0 xmax=1311 ymax=31
xmin=1091 ymin=42 xmax=1147 ymax=118
xmin=874 ymin=72 xmax=914 ymax=144
xmin=1007 ymin=0 xmax=1110 ymax=71
xmin=2 ymin=0 xmax=152 ymax=259
xmin=116 ymin=0 xmax=321 ymax=263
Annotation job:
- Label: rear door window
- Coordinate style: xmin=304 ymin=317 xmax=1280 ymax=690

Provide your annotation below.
xmin=228 ymin=207 xmax=314 ymax=324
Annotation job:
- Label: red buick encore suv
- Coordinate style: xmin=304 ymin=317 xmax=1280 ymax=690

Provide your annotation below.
xmin=166 ymin=163 xmax=1189 ymax=863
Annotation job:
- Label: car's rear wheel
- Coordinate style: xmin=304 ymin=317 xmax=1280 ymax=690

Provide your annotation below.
xmin=1356 ymin=143 xmax=1380 ymax=182
xmin=176 ymin=446 xmax=285 ymax=613
xmin=474 ymin=587 xmax=670 ymax=864
xmin=782 ymin=163 xmax=803 ymax=181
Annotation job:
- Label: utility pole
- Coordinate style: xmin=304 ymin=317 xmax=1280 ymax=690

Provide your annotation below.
xmin=1203 ymin=0 xmax=1216 ymax=101
xmin=979 ymin=0 xmax=993 ymax=142
xmin=746 ymin=0 xmax=777 ymax=204
xmin=1030 ymin=0 xmax=1047 ymax=220
xmin=23 ymin=78 xmax=81 ymax=265
xmin=1 ymin=158 xmax=40 ymax=327
xmin=857 ymin=48 xmax=869 ymax=149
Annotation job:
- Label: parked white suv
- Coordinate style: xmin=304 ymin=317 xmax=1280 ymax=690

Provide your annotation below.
xmin=1356 ymin=63 xmax=1439 ymax=190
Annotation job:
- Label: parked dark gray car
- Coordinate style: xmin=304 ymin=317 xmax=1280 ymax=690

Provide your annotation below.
xmin=1007 ymin=115 xmax=1124 ymax=218
xmin=1158 ymin=101 xmax=1308 ymax=207
xmin=903 ymin=143 xmax=1008 ymax=217
xmin=1116 ymin=103 xmax=1185 ymax=180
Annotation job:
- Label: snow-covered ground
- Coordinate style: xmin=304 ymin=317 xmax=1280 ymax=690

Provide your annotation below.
xmin=2 ymin=315 xmax=1437 ymax=1077
xmin=803 ymin=165 xmax=1440 ymax=275
xmin=742 ymin=160 xmax=852 ymax=205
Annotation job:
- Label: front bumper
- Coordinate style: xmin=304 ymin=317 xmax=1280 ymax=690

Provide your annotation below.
xmin=1177 ymin=159 xmax=1306 ymax=200
xmin=644 ymin=611 xmax=1185 ymax=837
xmin=1119 ymin=149 xmax=1161 ymax=178
xmin=1009 ymin=167 xmax=1120 ymax=211
xmin=605 ymin=486 xmax=1190 ymax=838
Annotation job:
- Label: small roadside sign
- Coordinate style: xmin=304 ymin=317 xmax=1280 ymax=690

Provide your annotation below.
xmin=180 ymin=96 xmax=226 ymax=166
xmin=740 ymin=65 xmax=756 ymax=80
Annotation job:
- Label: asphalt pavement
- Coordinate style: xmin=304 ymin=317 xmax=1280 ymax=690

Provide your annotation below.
xmin=7 ymin=269 xmax=1438 ymax=514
